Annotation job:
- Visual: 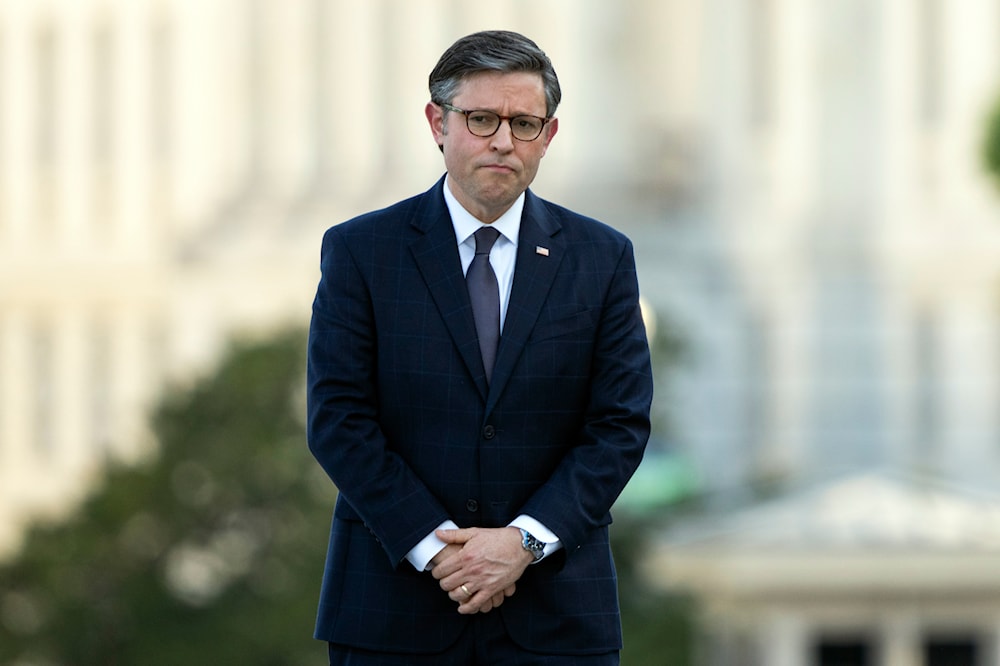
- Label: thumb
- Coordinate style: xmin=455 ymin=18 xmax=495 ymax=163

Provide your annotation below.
xmin=436 ymin=527 xmax=476 ymax=544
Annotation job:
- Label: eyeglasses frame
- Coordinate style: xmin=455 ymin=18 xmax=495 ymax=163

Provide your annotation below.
xmin=437 ymin=102 xmax=552 ymax=142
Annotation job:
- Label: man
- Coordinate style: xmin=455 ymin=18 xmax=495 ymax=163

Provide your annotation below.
xmin=307 ymin=30 xmax=653 ymax=664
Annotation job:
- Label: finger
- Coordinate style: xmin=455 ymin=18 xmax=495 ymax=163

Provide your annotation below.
xmin=504 ymin=584 xmax=516 ymax=598
xmin=431 ymin=548 xmax=468 ymax=581
xmin=438 ymin=569 xmax=469 ymax=593
xmin=456 ymin=586 xmax=502 ymax=614
xmin=450 ymin=581 xmax=493 ymax=612
xmin=435 ymin=527 xmax=476 ymax=544
xmin=431 ymin=559 xmax=459 ymax=581
xmin=458 ymin=597 xmax=485 ymax=615
xmin=449 ymin=582 xmax=475 ymax=603
xmin=429 ymin=543 xmax=462 ymax=570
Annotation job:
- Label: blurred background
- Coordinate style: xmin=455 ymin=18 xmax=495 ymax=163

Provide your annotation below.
xmin=3 ymin=0 xmax=1000 ymax=664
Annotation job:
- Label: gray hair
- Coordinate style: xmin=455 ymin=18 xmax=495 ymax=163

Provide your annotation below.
xmin=428 ymin=30 xmax=562 ymax=117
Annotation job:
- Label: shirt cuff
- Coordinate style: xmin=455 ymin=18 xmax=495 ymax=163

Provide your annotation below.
xmin=405 ymin=520 xmax=459 ymax=571
xmin=509 ymin=514 xmax=563 ymax=561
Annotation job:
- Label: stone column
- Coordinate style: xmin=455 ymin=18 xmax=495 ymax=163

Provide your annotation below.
xmin=882 ymin=613 xmax=920 ymax=666
xmin=761 ymin=611 xmax=809 ymax=666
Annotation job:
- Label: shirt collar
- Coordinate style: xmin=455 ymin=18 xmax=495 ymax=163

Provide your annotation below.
xmin=444 ymin=175 xmax=523 ymax=247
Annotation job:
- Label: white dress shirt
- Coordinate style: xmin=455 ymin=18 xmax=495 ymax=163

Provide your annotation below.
xmin=404 ymin=177 xmax=563 ymax=571
xmin=448 ymin=182 xmax=520 ymax=331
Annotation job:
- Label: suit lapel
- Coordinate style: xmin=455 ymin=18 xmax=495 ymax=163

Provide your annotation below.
xmin=408 ymin=178 xmax=491 ymax=399
xmin=487 ymin=192 xmax=565 ymax=410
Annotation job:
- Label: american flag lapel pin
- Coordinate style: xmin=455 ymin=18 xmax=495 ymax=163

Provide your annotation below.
xmin=535 ymin=246 xmax=549 ymax=257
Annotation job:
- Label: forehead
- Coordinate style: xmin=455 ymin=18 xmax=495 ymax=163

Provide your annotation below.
xmin=453 ymin=71 xmax=547 ymax=113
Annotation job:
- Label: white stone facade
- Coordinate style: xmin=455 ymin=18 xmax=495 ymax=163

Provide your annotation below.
xmin=4 ymin=2 xmax=1000 ymax=663
xmin=0 ymin=0 xmax=681 ymax=554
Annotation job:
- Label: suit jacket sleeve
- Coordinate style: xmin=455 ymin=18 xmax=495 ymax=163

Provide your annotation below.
xmin=307 ymin=225 xmax=450 ymax=567
xmin=516 ymin=237 xmax=653 ymax=554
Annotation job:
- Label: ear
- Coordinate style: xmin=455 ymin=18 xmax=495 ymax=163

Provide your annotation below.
xmin=539 ymin=117 xmax=559 ymax=156
xmin=426 ymin=102 xmax=446 ymax=149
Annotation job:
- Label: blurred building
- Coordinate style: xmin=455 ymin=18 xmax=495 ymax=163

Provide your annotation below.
xmin=3 ymin=1 xmax=1000 ymax=665
xmin=637 ymin=1 xmax=1000 ymax=665
xmin=647 ymin=470 xmax=1000 ymax=666
xmin=0 ymin=0 xmax=662 ymax=554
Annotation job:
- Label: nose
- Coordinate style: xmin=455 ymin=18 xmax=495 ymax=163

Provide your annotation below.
xmin=489 ymin=121 xmax=515 ymax=151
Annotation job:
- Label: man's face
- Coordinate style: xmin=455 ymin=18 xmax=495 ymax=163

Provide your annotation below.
xmin=426 ymin=71 xmax=559 ymax=223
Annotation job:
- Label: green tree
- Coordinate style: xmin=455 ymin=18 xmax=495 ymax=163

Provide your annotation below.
xmin=0 ymin=329 xmax=334 ymax=666
xmin=614 ymin=513 xmax=696 ymax=666
xmin=0 ymin=327 xmax=694 ymax=665
xmin=984 ymin=93 xmax=1000 ymax=190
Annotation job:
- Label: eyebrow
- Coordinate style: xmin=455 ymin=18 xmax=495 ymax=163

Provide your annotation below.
xmin=461 ymin=106 xmax=546 ymax=118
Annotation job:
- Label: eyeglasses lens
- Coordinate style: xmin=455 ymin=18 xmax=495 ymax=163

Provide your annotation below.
xmin=466 ymin=111 xmax=544 ymax=141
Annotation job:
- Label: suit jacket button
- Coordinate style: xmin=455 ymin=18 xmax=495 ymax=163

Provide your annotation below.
xmin=466 ymin=499 xmax=479 ymax=512
xmin=483 ymin=425 xmax=496 ymax=439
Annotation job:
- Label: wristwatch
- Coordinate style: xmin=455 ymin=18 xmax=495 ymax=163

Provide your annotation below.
xmin=519 ymin=528 xmax=545 ymax=562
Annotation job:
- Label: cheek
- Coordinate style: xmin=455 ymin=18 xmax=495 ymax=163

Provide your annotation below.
xmin=443 ymin=137 xmax=475 ymax=167
xmin=441 ymin=144 xmax=467 ymax=177
xmin=520 ymin=148 xmax=546 ymax=172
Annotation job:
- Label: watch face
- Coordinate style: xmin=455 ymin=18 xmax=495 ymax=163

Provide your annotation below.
xmin=521 ymin=529 xmax=544 ymax=560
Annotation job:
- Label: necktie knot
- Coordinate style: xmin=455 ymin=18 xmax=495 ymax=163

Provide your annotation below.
xmin=474 ymin=227 xmax=501 ymax=255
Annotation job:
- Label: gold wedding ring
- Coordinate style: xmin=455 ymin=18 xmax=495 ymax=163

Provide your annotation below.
xmin=460 ymin=584 xmax=472 ymax=597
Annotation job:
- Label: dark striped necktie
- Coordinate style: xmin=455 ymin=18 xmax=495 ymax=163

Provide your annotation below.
xmin=467 ymin=227 xmax=501 ymax=382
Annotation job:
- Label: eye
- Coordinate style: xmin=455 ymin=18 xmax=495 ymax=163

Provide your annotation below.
xmin=463 ymin=112 xmax=500 ymax=137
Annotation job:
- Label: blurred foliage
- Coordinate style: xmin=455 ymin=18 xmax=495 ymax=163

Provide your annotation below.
xmin=0 ymin=328 xmax=694 ymax=665
xmin=985 ymin=93 xmax=1000 ymax=191
xmin=614 ymin=514 xmax=696 ymax=666
xmin=647 ymin=308 xmax=689 ymax=446
xmin=0 ymin=329 xmax=334 ymax=666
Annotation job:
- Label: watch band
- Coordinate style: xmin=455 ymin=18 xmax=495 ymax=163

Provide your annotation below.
xmin=519 ymin=528 xmax=545 ymax=562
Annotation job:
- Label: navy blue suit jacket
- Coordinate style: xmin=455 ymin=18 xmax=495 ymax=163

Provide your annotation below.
xmin=307 ymin=177 xmax=653 ymax=655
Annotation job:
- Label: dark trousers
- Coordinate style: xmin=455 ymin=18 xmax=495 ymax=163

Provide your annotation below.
xmin=327 ymin=610 xmax=619 ymax=665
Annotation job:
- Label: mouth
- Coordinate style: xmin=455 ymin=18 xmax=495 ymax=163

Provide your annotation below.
xmin=481 ymin=163 xmax=516 ymax=174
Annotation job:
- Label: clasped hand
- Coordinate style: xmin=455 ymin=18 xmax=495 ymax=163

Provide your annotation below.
xmin=429 ymin=526 xmax=533 ymax=615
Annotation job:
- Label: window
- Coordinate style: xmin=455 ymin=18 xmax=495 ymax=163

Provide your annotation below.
xmin=32 ymin=321 xmax=55 ymax=455
xmin=36 ymin=23 xmax=56 ymax=168
xmin=92 ymin=19 xmax=114 ymax=238
xmin=150 ymin=14 xmax=173 ymax=163
xmin=814 ymin=636 xmax=874 ymax=666
xmin=924 ymin=635 xmax=979 ymax=666
xmin=917 ymin=0 xmax=944 ymax=127
xmin=0 ymin=22 xmax=6 ymax=237
xmin=35 ymin=22 xmax=57 ymax=232
xmin=913 ymin=310 xmax=940 ymax=459
xmin=92 ymin=20 xmax=113 ymax=166
xmin=748 ymin=0 xmax=775 ymax=128
xmin=88 ymin=317 xmax=112 ymax=453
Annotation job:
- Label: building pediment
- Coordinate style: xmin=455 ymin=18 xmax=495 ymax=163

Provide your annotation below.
xmin=647 ymin=470 xmax=1000 ymax=596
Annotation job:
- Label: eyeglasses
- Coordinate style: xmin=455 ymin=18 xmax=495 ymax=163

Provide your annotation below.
xmin=438 ymin=102 xmax=550 ymax=142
